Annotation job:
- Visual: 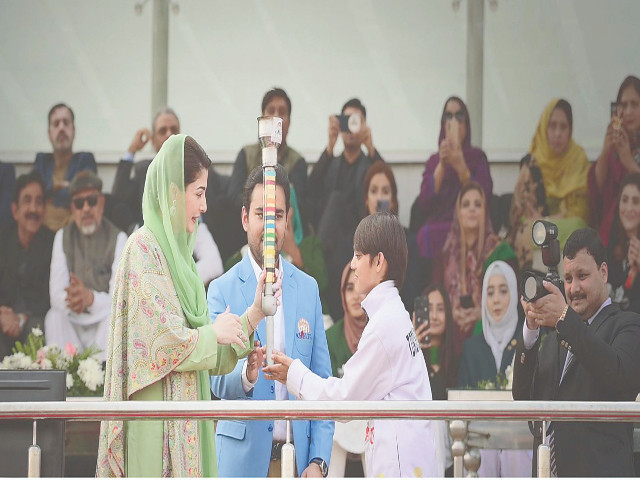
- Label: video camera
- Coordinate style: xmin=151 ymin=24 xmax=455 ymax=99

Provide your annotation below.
xmin=522 ymin=220 xmax=564 ymax=302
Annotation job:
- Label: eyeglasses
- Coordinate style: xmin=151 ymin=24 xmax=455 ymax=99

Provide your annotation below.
xmin=443 ymin=111 xmax=466 ymax=122
xmin=72 ymin=194 xmax=98 ymax=209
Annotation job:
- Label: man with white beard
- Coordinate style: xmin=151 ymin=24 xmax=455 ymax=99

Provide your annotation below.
xmin=44 ymin=171 xmax=126 ymax=360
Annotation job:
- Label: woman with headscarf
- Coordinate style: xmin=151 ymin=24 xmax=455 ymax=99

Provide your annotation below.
xmin=414 ymin=96 xmax=492 ymax=259
xmin=510 ymin=98 xmax=589 ymax=269
xmin=434 ymin=181 xmax=516 ymax=357
xmin=97 ymin=135 xmax=273 ymax=477
xmin=457 ymin=260 xmax=530 ymax=477
xmin=325 ymin=262 xmax=367 ymax=377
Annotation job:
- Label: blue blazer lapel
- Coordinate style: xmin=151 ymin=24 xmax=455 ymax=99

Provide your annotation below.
xmin=282 ymin=259 xmax=297 ymax=358
xmin=238 ymin=255 xmax=261 ymax=342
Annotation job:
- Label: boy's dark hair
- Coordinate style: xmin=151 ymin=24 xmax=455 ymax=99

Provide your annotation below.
xmin=13 ymin=171 xmax=45 ymax=203
xmin=262 ymin=88 xmax=292 ymax=117
xmin=184 ymin=136 xmax=212 ymax=186
xmin=353 ymin=211 xmax=407 ymax=289
xmin=243 ymin=164 xmax=291 ymax=213
xmin=563 ymin=227 xmax=607 ymax=267
xmin=341 ymin=98 xmax=366 ymax=119
xmin=48 ymin=103 xmax=75 ymax=125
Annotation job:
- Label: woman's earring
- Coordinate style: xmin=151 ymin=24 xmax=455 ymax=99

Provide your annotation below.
xmin=169 ymin=199 xmax=176 ymax=217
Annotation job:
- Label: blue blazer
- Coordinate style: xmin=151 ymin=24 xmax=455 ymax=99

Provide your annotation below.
xmin=207 ymin=254 xmax=334 ymax=477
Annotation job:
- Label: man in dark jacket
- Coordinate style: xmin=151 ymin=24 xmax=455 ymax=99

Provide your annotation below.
xmin=513 ymin=227 xmax=640 ymax=477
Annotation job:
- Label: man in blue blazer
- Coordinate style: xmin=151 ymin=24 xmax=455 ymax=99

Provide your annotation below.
xmin=208 ymin=165 xmax=333 ymax=477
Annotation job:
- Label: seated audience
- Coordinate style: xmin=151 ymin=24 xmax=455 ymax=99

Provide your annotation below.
xmin=0 ymin=172 xmax=54 ymax=359
xmin=0 ymin=161 xmax=16 ymax=229
xmin=414 ymin=96 xmax=492 ymax=259
xmin=607 ymin=172 xmax=640 ymax=313
xmin=33 ymin=103 xmax=96 ymax=231
xmin=590 ymin=75 xmax=640 ymax=244
xmin=226 ymin=87 xmax=307 ymax=256
xmin=510 ymin=99 xmax=589 ymax=269
xmin=44 ymin=171 xmax=126 ymax=359
xmin=510 ymin=155 xmax=549 ymax=270
xmin=307 ymin=98 xmax=383 ymax=319
xmin=414 ymin=284 xmax=458 ymax=401
xmin=111 ymin=107 xmax=223 ymax=284
xmin=458 ymin=260 xmax=530 ymax=477
xmin=362 ymin=160 xmax=420 ymax=311
xmin=434 ymin=181 xmax=517 ymax=357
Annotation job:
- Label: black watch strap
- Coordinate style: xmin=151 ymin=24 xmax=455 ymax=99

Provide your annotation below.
xmin=310 ymin=458 xmax=328 ymax=477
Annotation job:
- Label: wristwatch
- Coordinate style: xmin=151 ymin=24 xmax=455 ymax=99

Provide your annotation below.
xmin=555 ymin=304 xmax=569 ymax=333
xmin=310 ymin=458 xmax=328 ymax=477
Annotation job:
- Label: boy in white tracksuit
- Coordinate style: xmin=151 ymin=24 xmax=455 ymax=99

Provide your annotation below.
xmin=266 ymin=212 xmax=440 ymax=478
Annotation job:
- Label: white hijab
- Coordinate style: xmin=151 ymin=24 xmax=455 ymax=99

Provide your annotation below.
xmin=481 ymin=261 xmax=519 ymax=371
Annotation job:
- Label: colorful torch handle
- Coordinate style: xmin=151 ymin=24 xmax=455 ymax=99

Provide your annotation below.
xmin=258 ymin=116 xmax=282 ymax=366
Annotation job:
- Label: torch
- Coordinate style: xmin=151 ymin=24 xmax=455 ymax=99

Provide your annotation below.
xmin=258 ymin=115 xmax=282 ymax=366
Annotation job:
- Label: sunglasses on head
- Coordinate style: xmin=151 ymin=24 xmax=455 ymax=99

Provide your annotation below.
xmin=443 ymin=111 xmax=466 ymax=122
xmin=72 ymin=194 xmax=98 ymax=209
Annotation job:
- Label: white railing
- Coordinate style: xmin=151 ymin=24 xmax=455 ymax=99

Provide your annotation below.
xmin=2 ymin=400 xmax=639 ymax=478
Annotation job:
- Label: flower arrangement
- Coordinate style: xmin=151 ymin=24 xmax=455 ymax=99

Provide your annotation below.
xmin=476 ymin=356 xmax=515 ymax=391
xmin=0 ymin=327 xmax=104 ymax=397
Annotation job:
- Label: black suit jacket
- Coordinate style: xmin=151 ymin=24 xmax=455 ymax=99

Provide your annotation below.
xmin=512 ymin=303 xmax=640 ymax=477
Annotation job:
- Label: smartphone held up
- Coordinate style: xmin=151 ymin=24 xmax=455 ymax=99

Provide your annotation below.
xmin=414 ymin=295 xmax=430 ymax=346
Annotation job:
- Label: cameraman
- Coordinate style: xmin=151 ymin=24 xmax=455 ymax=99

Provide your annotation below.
xmin=513 ymin=227 xmax=640 ymax=477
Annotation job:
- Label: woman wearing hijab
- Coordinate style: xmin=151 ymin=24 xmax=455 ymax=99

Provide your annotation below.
xmin=97 ymin=135 xmax=272 ymax=477
xmin=325 ymin=262 xmax=367 ymax=377
xmin=414 ymin=96 xmax=492 ymax=259
xmin=510 ymin=99 xmax=589 ymax=268
xmin=457 ymin=260 xmax=530 ymax=477
xmin=434 ymin=181 xmax=516 ymax=357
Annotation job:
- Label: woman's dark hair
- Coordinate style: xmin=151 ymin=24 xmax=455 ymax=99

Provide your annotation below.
xmin=362 ymin=160 xmax=399 ymax=216
xmin=184 ymin=136 xmax=211 ymax=186
xmin=423 ymin=283 xmax=457 ymax=393
xmin=609 ymin=172 xmax=640 ymax=262
xmin=353 ymin=211 xmax=407 ymax=289
xmin=617 ymin=75 xmax=640 ymax=103
xmin=552 ymin=99 xmax=573 ymax=132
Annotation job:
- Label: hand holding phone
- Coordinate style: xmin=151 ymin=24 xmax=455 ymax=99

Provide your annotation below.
xmin=414 ymin=296 xmax=430 ymax=346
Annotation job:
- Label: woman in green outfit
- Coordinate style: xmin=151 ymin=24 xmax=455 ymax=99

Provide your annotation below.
xmin=97 ymin=135 xmax=272 ymax=477
xmin=325 ymin=262 xmax=367 ymax=377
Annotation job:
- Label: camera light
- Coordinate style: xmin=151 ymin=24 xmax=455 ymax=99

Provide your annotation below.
xmin=523 ymin=275 xmax=540 ymax=302
xmin=532 ymin=220 xmax=558 ymax=246
xmin=347 ymin=114 xmax=362 ymax=134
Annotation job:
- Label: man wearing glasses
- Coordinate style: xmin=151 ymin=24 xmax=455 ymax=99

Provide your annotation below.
xmin=44 ymin=170 xmax=126 ymax=360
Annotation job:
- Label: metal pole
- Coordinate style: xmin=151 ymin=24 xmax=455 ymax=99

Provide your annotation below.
xmin=151 ymin=0 xmax=169 ymax=120
xmin=466 ymin=0 xmax=484 ymax=147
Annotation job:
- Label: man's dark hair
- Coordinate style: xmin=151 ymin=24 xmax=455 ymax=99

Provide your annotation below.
xmin=563 ymin=227 xmax=607 ymax=267
xmin=184 ymin=136 xmax=212 ymax=186
xmin=48 ymin=103 xmax=75 ymax=125
xmin=553 ymin=99 xmax=573 ymax=131
xmin=353 ymin=211 xmax=407 ymax=289
xmin=243 ymin=164 xmax=291 ymax=213
xmin=13 ymin=171 xmax=46 ymax=204
xmin=341 ymin=98 xmax=366 ymax=119
xmin=262 ymin=88 xmax=291 ymax=117
xmin=152 ymin=107 xmax=180 ymax=135
xmin=617 ymin=75 xmax=640 ymax=103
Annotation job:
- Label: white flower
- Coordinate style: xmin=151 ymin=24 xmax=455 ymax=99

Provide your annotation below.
xmin=19 ymin=354 xmax=34 ymax=369
xmin=31 ymin=328 xmax=43 ymax=337
xmin=66 ymin=373 xmax=74 ymax=389
xmin=78 ymin=357 xmax=104 ymax=392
